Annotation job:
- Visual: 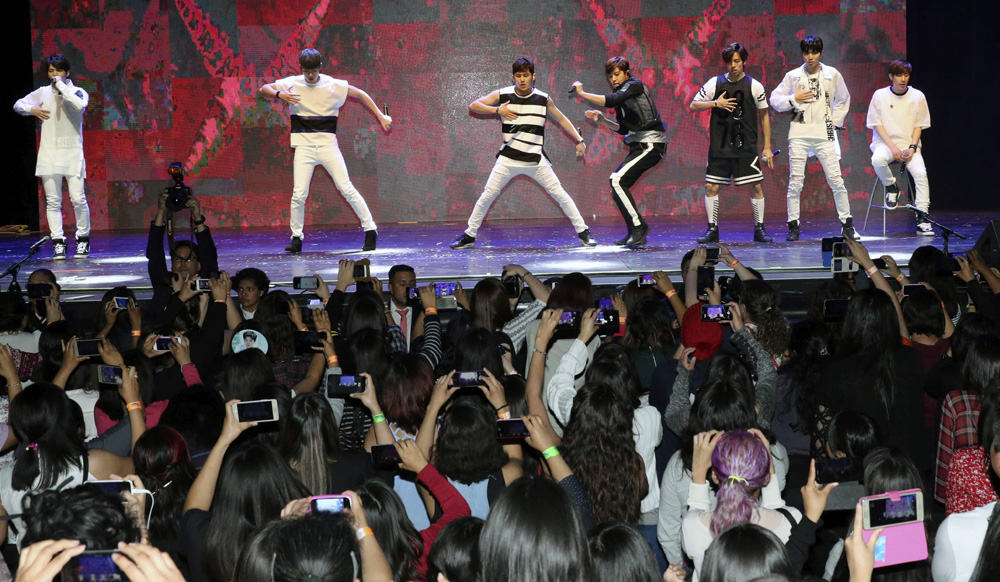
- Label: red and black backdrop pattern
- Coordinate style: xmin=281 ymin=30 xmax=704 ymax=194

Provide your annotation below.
xmin=26 ymin=0 xmax=905 ymax=231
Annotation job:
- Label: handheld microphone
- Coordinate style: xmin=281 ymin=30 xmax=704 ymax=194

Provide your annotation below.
xmin=771 ymin=149 xmax=781 ymax=156
xmin=567 ymin=84 xmax=579 ymax=96
xmin=383 ymin=103 xmax=388 ymax=116
xmin=29 ymin=236 xmax=51 ymax=252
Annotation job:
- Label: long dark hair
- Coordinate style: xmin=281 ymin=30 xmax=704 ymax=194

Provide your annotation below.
xmin=10 ymin=383 xmax=86 ymax=491
xmin=455 ymin=327 xmax=505 ymax=379
xmin=680 ymin=358 xmax=758 ymax=472
xmin=132 ymin=426 xmax=195 ymax=543
xmin=479 ymin=477 xmax=593 ymax=582
xmin=962 ymin=335 xmax=1000 ymax=395
xmin=585 ymin=343 xmax=642 ymax=409
xmin=382 ymin=353 xmax=433 ymax=434
xmin=588 ymin=522 xmax=661 ymax=582
xmin=779 ymin=319 xmax=833 ymax=429
xmin=255 ymin=291 xmax=298 ymax=361
xmin=838 ymin=288 xmax=900 ymax=418
xmin=233 ymin=512 xmax=359 ymax=582
xmin=470 ymin=278 xmax=512 ymax=332
xmin=30 ymin=320 xmax=88 ymax=390
xmin=280 ymin=392 xmax=341 ymax=495
xmin=356 ymin=479 xmax=422 ymax=582
xmin=216 ymin=349 xmax=275 ymax=401
xmin=343 ymin=289 xmax=389 ymax=339
xmin=970 ymin=410 xmax=1000 ymax=582
xmin=563 ymin=384 xmax=647 ymax=524
xmin=908 ymin=245 xmax=959 ymax=320
xmin=621 ymin=297 xmax=674 ymax=350
xmin=202 ymin=442 xmax=309 ymax=582
xmin=740 ymin=280 xmax=790 ymax=358
xmin=427 ymin=516 xmax=484 ymax=582
xmin=546 ymin=272 xmax=594 ymax=313
xmin=434 ymin=397 xmax=509 ymax=484
xmin=700 ymin=524 xmax=798 ymax=582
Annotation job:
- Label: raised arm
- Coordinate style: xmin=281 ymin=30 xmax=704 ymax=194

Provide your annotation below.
xmin=184 ymin=400 xmax=255 ymax=512
xmin=347 ymin=85 xmax=392 ymax=131
xmin=570 ymin=81 xmax=607 ymax=106
xmin=53 ymin=79 xmax=88 ymax=111
xmin=416 ymin=373 xmax=457 ymax=459
xmin=846 ymin=238 xmax=908 ymax=336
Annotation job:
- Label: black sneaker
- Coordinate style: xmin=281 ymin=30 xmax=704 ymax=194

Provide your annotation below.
xmin=362 ymin=230 xmax=378 ymax=251
xmin=621 ymin=222 xmax=649 ymax=247
xmin=53 ymin=238 xmax=67 ymax=260
xmin=577 ymin=229 xmax=597 ymax=247
xmin=841 ymin=217 xmax=861 ymax=241
xmin=450 ymin=233 xmax=476 ymax=249
xmin=884 ymin=184 xmax=900 ymax=209
xmin=753 ymin=224 xmax=773 ymax=243
xmin=917 ymin=219 xmax=933 ymax=236
xmin=74 ymin=236 xmax=90 ymax=257
xmin=697 ymin=224 xmax=719 ymax=244
xmin=285 ymin=236 xmax=302 ymax=253
xmin=785 ymin=220 xmax=799 ymax=242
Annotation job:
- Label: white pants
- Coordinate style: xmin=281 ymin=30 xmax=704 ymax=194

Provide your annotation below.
xmin=41 ymin=174 xmax=89 ymax=240
xmin=465 ymin=158 xmax=587 ymax=237
xmin=786 ymin=137 xmax=852 ymax=223
xmin=291 ymin=142 xmax=375 ymax=238
xmin=871 ymin=145 xmax=929 ymax=212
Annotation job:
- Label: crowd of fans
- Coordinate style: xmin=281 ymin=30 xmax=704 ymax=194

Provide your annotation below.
xmin=1 ymin=192 xmax=999 ymax=582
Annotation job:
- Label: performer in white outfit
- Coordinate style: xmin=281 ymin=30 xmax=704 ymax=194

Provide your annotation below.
xmin=866 ymin=59 xmax=933 ymax=235
xmin=450 ymin=58 xmax=595 ymax=249
xmin=769 ymin=36 xmax=857 ymax=241
xmin=259 ymin=48 xmax=391 ymax=253
xmin=14 ymin=54 xmax=90 ymax=260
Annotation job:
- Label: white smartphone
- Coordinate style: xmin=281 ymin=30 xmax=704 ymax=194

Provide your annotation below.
xmin=232 ymin=399 xmax=280 ymax=423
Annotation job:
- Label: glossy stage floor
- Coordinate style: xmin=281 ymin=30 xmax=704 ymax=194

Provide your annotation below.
xmin=0 ymin=210 xmax=992 ymax=297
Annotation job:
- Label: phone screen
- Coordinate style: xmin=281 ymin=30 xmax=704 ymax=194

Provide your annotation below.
xmin=310 ymin=496 xmax=351 ymax=513
xmin=75 ymin=339 xmax=102 ymax=357
xmin=91 ymin=480 xmax=132 ymax=496
xmin=407 ymin=286 xmax=418 ymax=300
xmin=701 ymin=304 xmax=730 ymax=322
xmin=27 ymin=282 xmax=52 ymax=299
xmin=353 ymin=264 xmax=370 ymax=278
xmin=596 ymin=298 xmax=613 ymax=310
xmin=294 ymin=331 xmax=323 ymax=354
xmin=496 ymin=419 xmax=530 ymax=440
xmin=637 ymin=273 xmax=656 ymax=287
xmin=705 ymin=247 xmax=721 ymax=262
xmin=371 ymin=444 xmax=402 ymax=470
xmin=435 ymin=282 xmax=457 ymax=296
xmin=154 ymin=336 xmax=174 ymax=351
xmin=454 ymin=371 xmax=482 ymax=387
xmin=98 ymin=365 xmax=124 ymax=385
xmin=326 ymin=374 xmax=364 ymax=397
xmin=294 ymin=276 xmax=319 ymax=290
xmin=696 ymin=266 xmax=715 ymax=297
xmin=113 ymin=297 xmax=130 ymax=310
xmin=866 ymin=492 xmax=920 ymax=528
xmin=235 ymin=400 xmax=277 ymax=423
xmin=816 ymin=456 xmax=865 ymax=484
xmin=195 ymin=278 xmax=212 ymax=291
xmin=557 ymin=311 xmax=578 ymax=326
xmin=63 ymin=552 xmax=124 ymax=582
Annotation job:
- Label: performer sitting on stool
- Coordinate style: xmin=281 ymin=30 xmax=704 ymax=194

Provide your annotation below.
xmin=572 ymin=57 xmax=666 ymax=247
xmin=259 ymin=48 xmax=391 ymax=253
xmin=866 ymin=59 xmax=932 ymax=235
xmin=450 ymin=58 xmax=595 ymax=250
xmin=689 ymin=42 xmax=774 ymax=244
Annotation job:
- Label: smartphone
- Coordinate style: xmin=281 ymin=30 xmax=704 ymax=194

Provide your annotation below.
xmin=816 ymin=456 xmax=865 ymax=484
xmin=62 ymin=551 xmax=124 ymax=582
xmin=497 ymin=419 xmax=530 ymax=441
xmin=153 ymin=336 xmax=174 ymax=352
xmin=435 ymin=282 xmax=457 ymax=297
xmin=636 ymin=273 xmax=656 ymax=287
xmin=454 ymin=371 xmax=484 ymax=387
xmin=832 ymin=242 xmax=852 ymax=258
xmin=860 ymin=488 xmax=928 ymax=567
xmin=97 ymin=365 xmax=124 ymax=386
xmin=700 ymin=304 xmax=732 ymax=322
xmin=371 ymin=443 xmax=402 ymax=471
xmin=705 ymin=247 xmax=721 ymax=263
xmin=593 ymin=309 xmax=620 ymax=334
xmin=26 ymin=282 xmax=52 ymax=299
xmin=555 ymin=310 xmax=579 ymax=329
xmin=89 ymin=479 xmax=134 ymax=496
xmin=293 ymin=276 xmax=319 ymax=290
xmin=823 ymin=298 xmax=850 ymax=323
xmin=112 ymin=296 xmax=130 ymax=310
xmin=902 ymin=284 xmax=928 ymax=298
xmin=821 ymin=236 xmax=845 ymax=269
xmin=831 ymin=257 xmax=859 ymax=274
xmin=503 ymin=275 xmax=523 ymax=298
xmin=309 ymin=494 xmax=352 ymax=514
xmin=353 ymin=259 xmax=371 ymax=281
xmin=407 ymin=286 xmax=418 ymax=300
xmin=937 ymin=257 xmax=961 ymax=274
xmin=233 ymin=399 xmax=280 ymax=423
xmin=696 ymin=265 xmax=715 ymax=299
xmin=74 ymin=338 xmax=102 ymax=358
xmin=195 ymin=278 xmax=212 ymax=291
xmin=862 ymin=489 xmax=923 ymax=529
xmin=326 ymin=373 xmax=365 ymax=397
xmin=872 ymin=258 xmax=888 ymax=270
xmin=294 ymin=330 xmax=323 ymax=354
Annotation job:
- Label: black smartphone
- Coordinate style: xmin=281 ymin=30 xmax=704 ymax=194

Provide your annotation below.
xmin=701 ymin=304 xmax=732 ymax=322
xmin=594 ymin=309 xmax=620 ymax=335
xmin=293 ymin=276 xmax=319 ymax=290
xmin=326 ymin=373 xmax=365 ymax=397
xmin=407 ymin=286 xmax=418 ymax=300
xmin=62 ymin=551 xmax=124 ymax=582
xmin=821 ymin=236 xmax=845 ymax=269
xmin=98 ymin=365 xmax=124 ymax=386
xmin=453 ymin=371 xmax=484 ymax=387
xmin=90 ymin=479 xmax=134 ymax=496
xmin=705 ymin=247 xmax=721 ymax=263
xmin=26 ymin=282 xmax=52 ymax=299
xmin=233 ymin=399 xmax=279 ymax=423
xmin=496 ymin=419 xmax=530 ymax=441
xmin=696 ymin=265 xmax=715 ymax=299
xmin=503 ymin=275 xmax=523 ymax=298
xmin=371 ymin=444 xmax=402 ymax=471
xmin=294 ymin=330 xmax=323 ymax=354
xmin=816 ymin=456 xmax=865 ymax=484
xmin=902 ymin=284 xmax=928 ymax=298
xmin=74 ymin=338 xmax=102 ymax=358
xmin=872 ymin=258 xmax=888 ymax=270
xmin=353 ymin=263 xmax=370 ymax=279
xmin=555 ymin=310 xmax=579 ymax=329
xmin=434 ymin=282 xmax=457 ymax=296
xmin=636 ymin=273 xmax=656 ymax=287
xmin=823 ymin=298 xmax=850 ymax=323
xmin=937 ymin=257 xmax=961 ymax=274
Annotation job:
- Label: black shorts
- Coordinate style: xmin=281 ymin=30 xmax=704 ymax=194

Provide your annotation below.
xmin=705 ymin=155 xmax=763 ymax=186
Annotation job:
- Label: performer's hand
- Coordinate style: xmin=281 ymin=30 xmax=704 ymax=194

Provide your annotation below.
xmin=584 ymin=110 xmax=603 ymax=122
xmin=30 ymin=107 xmax=51 ymax=121
xmin=793 ymin=88 xmax=815 ymax=103
xmin=890 ymin=145 xmax=906 ymax=163
xmin=575 ymin=142 xmax=586 ymax=157
xmin=715 ymin=91 xmax=736 ymax=112
xmin=497 ymin=102 xmax=518 ymax=121
xmin=761 ymin=144 xmax=774 ymax=169
xmin=279 ymin=89 xmax=301 ymax=104
xmin=379 ymin=114 xmax=392 ymax=132
xmin=571 ymin=81 xmax=583 ymax=95
xmin=900 ymin=147 xmax=913 ymax=161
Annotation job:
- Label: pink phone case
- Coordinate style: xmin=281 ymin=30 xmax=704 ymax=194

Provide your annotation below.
xmin=861 ymin=488 xmax=928 ymax=568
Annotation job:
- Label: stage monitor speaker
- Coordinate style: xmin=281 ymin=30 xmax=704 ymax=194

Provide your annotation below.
xmin=973 ymin=220 xmax=1000 ymax=270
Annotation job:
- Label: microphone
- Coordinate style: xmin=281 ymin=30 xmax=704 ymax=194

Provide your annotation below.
xmin=568 ymin=84 xmax=579 ymax=96
xmin=901 ymin=204 xmax=927 ymax=217
xmin=29 ymin=236 xmax=51 ymax=252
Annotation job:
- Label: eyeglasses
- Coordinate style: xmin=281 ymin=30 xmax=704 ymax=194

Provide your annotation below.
xmin=172 ymin=254 xmax=196 ymax=263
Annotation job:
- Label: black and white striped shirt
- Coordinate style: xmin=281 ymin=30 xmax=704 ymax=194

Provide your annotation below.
xmin=497 ymin=86 xmax=548 ymax=164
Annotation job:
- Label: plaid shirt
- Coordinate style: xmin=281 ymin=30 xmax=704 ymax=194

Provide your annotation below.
xmin=936 ymin=390 xmax=981 ymax=503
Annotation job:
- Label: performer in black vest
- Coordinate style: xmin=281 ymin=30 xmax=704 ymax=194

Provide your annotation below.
xmin=690 ymin=42 xmax=774 ymax=244
xmin=450 ymin=58 xmax=595 ymax=250
xmin=572 ymin=57 xmax=666 ymax=247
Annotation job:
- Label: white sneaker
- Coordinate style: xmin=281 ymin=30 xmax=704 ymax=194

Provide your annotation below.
xmin=917 ymin=221 xmax=933 ymax=236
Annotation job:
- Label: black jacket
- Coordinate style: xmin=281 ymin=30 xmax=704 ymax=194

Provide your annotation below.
xmin=605 ymin=77 xmax=665 ymax=136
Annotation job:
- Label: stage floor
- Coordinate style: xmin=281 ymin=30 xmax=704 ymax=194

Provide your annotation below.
xmin=0 ymin=210 xmax=990 ymax=296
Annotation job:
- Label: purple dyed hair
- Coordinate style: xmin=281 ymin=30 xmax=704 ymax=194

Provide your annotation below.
xmin=709 ymin=430 xmax=771 ymax=536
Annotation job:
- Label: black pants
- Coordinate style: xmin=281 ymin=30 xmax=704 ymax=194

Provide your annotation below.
xmin=610 ymin=142 xmax=666 ymax=228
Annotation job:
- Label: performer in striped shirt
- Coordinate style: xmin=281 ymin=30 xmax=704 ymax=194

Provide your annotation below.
xmin=451 ymin=58 xmax=596 ymax=249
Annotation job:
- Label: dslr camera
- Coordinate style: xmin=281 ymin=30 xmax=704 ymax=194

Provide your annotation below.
xmin=165 ymin=162 xmax=193 ymax=213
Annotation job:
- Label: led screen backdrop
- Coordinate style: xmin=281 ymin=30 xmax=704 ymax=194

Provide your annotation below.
xmin=25 ymin=0 xmax=905 ymax=231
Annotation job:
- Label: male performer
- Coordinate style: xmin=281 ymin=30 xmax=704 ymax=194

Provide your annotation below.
xmin=770 ymin=36 xmax=857 ymax=241
xmin=450 ymin=58 xmax=596 ymax=249
xmin=572 ymin=57 xmax=666 ymax=247
xmin=14 ymin=54 xmax=91 ymax=260
xmin=867 ymin=60 xmax=932 ymax=235
xmin=259 ymin=48 xmax=391 ymax=253
xmin=690 ymin=43 xmax=774 ymax=244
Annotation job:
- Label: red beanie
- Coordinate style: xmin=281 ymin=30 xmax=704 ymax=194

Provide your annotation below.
xmin=680 ymin=304 xmax=724 ymax=360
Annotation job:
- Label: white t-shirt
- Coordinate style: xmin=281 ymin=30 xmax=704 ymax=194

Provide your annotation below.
xmin=866 ymin=86 xmax=930 ymax=151
xmin=932 ymin=500 xmax=994 ymax=582
xmin=274 ymin=73 xmax=350 ymax=147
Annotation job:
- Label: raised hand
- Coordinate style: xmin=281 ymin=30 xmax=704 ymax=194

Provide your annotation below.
xmin=278 ymin=88 xmax=301 ymax=104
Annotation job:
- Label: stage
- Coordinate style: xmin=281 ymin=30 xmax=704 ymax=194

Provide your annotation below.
xmin=0 ymin=210 xmax=989 ymax=299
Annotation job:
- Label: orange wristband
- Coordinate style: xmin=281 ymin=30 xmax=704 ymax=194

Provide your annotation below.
xmin=214 ymin=299 xmax=226 ymax=304
xmin=498 ymin=410 xmax=511 ymax=420
xmin=300 ymin=327 xmax=309 ymax=332
xmin=424 ymin=307 xmax=439 ymax=315
xmin=326 ymin=355 xmax=338 ymax=367
xmin=866 ymin=265 xmax=879 ymax=276
xmin=730 ymin=259 xmax=740 ymax=268
xmin=665 ymin=289 xmax=677 ymax=299
xmin=126 ymin=401 xmax=143 ymax=412
xmin=131 ymin=330 xmax=142 ymax=337
xmin=356 ymin=526 xmax=374 ymax=540
xmin=895 ymin=274 xmax=905 ymax=282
